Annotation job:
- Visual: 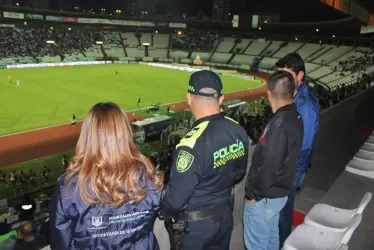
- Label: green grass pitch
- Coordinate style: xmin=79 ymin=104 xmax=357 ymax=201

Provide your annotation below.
xmin=0 ymin=64 xmax=263 ymax=135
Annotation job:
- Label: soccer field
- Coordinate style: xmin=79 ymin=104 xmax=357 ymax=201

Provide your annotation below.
xmin=0 ymin=64 xmax=264 ymax=135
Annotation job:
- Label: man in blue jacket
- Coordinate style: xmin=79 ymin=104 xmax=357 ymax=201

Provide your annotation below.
xmin=276 ymin=53 xmax=320 ymax=248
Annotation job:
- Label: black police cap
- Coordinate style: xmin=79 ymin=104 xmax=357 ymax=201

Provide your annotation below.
xmin=188 ymin=70 xmax=223 ymax=98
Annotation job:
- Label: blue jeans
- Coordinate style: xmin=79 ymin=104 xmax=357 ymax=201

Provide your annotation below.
xmin=279 ymin=171 xmax=306 ymax=249
xmin=243 ymin=197 xmax=288 ymax=250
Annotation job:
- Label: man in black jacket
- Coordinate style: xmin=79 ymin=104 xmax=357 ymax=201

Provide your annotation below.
xmin=243 ymin=71 xmax=304 ymax=250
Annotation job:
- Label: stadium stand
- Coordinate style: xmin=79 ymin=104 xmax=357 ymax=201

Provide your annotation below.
xmin=153 ymin=34 xmax=170 ymax=49
xmin=122 ymin=32 xmax=139 ymax=48
xmin=103 ymin=31 xmax=124 ymax=57
xmin=1 ymin=24 xmax=374 ymax=249
xmin=244 ymin=39 xmax=270 ymax=56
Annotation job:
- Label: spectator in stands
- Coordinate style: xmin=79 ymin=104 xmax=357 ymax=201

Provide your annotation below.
xmin=39 ymin=219 xmax=50 ymax=245
xmin=9 ymin=170 xmax=18 ymax=190
xmin=0 ymin=170 xmax=7 ymax=186
xmin=61 ymin=155 xmax=68 ymax=171
xmin=0 ymin=222 xmax=17 ymax=248
xmin=19 ymin=171 xmax=27 ymax=191
xmin=19 ymin=196 xmax=37 ymax=223
xmin=244 ymin=71 xmax=303 ymax=250
xmin=28 ymin=169 xmax=36 ymax=188
xmin=14 ymin=221 xmax=46 ymax=250
xmin=0 ymin=238 xmax=16 ymax=250
xmin=42 ymin=166 xmax=50 ymax=186
xmin=276 ymin=53 xmax=320 ymax=248
xmin=49 ymin=102 xmax=164 ymax=250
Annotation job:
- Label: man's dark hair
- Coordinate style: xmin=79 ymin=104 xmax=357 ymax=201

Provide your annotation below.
xmin=267 ymin=71 xmax=296 ymax=100
xmin=19 ymin=221 xmax=34 ymax=238
xmin=275 ymin=53 xmax=306 ymax=80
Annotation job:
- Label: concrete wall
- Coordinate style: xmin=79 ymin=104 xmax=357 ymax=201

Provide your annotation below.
xmin=305 ymin=86 xmax=374 ymax=192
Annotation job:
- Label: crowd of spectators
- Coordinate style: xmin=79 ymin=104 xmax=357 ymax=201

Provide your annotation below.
xmin=50 ymin=29 xmax=101 ymax=56
xmin=338 ymin=54 xmax=374 ymax=72
xmin=0 ymin=194 xmax=50 ymax=250
xmin=316 ymin=72 xmax=374 ymax=109
xmin=0 ymin=28 xmax=52 ymax=58
xmin=171 ymin=32 xmax=217 ymax=51
xmin=0 ymin=28 xmax=100 ymax=59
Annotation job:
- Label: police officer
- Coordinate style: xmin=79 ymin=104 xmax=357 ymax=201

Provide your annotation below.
xmin=160 ymin=70 xmax=249 ymax=250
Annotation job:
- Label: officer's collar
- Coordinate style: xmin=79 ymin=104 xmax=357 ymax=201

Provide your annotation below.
xmin=192 ymin=112 xmax=224 ymax=127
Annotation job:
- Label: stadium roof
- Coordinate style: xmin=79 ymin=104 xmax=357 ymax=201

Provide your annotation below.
xmin=360 ymin=0 xmax=374 ymax=12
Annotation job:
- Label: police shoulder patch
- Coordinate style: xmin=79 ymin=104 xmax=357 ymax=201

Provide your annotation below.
xmin=176 ymin=150 xmax=195 ymax=173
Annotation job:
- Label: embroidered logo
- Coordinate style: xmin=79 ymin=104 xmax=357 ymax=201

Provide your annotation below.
xmin=92 ymin=216 xmax=103 ymax=227
xmin=176 ymin=150 xmax=194 ymax=173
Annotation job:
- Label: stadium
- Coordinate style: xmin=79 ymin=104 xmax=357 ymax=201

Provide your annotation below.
xmin=0 ymin=0 xmax=374 ymax=249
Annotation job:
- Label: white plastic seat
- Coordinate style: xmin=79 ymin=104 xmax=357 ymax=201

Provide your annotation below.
xmin=284 ymin=214 xmax=362 ymax=250
xmin=304 ymin=192 xmax=372 ymax=232
xmin=337 ymin=244 xmax=349 ymax=250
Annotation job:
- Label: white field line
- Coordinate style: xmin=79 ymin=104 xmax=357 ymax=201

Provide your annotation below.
xmin=0 ymin=80 xmax=265 ymax=138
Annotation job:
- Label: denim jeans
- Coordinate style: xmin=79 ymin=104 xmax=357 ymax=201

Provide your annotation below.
xmin=278 ymin=171 xmax=306 ymax=248
xmin=243 ymin=197 xmax=288 ymax=250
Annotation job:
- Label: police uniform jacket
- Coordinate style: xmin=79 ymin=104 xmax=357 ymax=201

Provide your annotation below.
xmin=245 ymin=103 xmax=304 ymax=201
xmin=49 ymin=174 xmax=161 ymax=250
xmin=161 ymin=112 xmax=249 ymax=217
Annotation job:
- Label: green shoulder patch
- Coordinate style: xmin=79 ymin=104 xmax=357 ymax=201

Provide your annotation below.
xmin=176 ymin=150 xmax=195 ymax=173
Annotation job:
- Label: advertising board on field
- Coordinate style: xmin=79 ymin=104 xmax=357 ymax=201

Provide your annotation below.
xmin=78 ymin=18 xmax=97 ymax=24
xmin=25 ymin=14 xmax=43 ymax=20
xmin=169 ymin=23 xmax=186 ymax=28
xmin=62 ymin=17 xmax=78 ymax=23
xmin=0 ymin=23 xmax=15 ymax=28
xmin=6 ymin=60 xmax=114 ymax=69
xmin=46 ymin=15 xmax=63 ymax=22
xmin=3 ymin=12 xmax=24 ymax=19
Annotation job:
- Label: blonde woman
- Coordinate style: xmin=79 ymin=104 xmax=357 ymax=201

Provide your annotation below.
xmin=50 ymin=102 xmax=164 ymax=250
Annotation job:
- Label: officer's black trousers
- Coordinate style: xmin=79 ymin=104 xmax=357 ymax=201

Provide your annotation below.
xmin=181 ymin=207 xmax=233 ymax=250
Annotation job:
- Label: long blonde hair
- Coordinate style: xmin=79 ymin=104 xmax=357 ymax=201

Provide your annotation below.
xmin=65 ymin=102 xmax=163 ymax=207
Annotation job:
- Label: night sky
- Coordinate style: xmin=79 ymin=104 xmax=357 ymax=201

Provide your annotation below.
xmin=49 ymin=0 xmax=358 ymax=22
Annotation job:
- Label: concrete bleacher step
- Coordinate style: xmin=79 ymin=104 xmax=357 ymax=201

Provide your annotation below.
xmin=346 ymin=158 xmax=374 ymax=179
xmin=367 ymin=137 xmax=374 ymax=144
xmin=355 ymin=150 xmax=374 ymax=161
xmin=361 ymin=142 xmax=374 ymax=152
xmin=295 ymin=186 xmax=325 ymax=214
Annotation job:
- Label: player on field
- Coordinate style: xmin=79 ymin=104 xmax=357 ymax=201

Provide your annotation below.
xmin=72 ymin=114 xmax=76 ymax=127
xmin=115 ymin=70 xmax=118 ymax=75
xmin=137 ymin=97 xmax=141 ymax=107
xmin=8 ymin=76 xmax=11 ymax=83
xmin=16 ymin=80 xmax=20 ymax=87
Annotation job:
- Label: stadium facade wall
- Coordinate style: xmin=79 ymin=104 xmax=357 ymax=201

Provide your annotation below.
xmin=305 ymin=86 xmax=374 ymax=192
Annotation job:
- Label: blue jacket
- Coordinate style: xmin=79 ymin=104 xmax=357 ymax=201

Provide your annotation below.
xmin=49 ymin=175 xmax=161 ymax=250
xmin=293 ymin=82 xmax=320 ymax=173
